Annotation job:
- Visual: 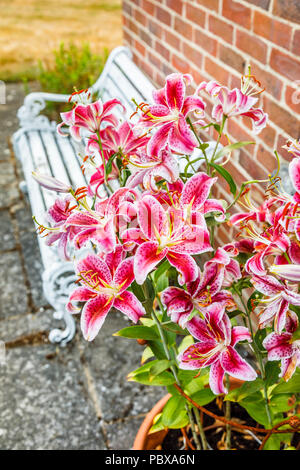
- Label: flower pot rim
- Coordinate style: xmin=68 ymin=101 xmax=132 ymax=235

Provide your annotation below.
xmin=132 ymin=377 xmax=245 ymax=450
xmin=132 ymin=393 xmax=171 ymax=450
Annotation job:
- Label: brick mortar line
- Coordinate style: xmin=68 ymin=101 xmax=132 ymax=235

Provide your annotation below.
xmin=125 ymin=21 xmax=297 ymax=121
xmin=158 ymin=0 xmax=300 ymax=31
xmin=124 ymin=5 xmax=300 ymax=89
xmin=127 ymin=33 xmax=294 ymax=175
xmin=123 ymin=13 xmax=299 ymax=102
xmin=126 ymin=29 xmax=295 ymax=174
xmin=131 ymin=0 xmax=299 ymax=48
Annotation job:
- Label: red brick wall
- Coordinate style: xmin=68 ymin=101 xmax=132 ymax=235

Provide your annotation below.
xmin=122 ymin=0 xmax=300 ymax=243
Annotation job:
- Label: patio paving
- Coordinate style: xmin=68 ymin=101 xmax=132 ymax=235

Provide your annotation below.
xmin=0 ymin=83 xmax=164 ymax=450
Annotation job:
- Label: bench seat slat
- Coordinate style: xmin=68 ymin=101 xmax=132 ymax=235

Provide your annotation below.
xmin=39 ymin=130 xmax=74 ymax=187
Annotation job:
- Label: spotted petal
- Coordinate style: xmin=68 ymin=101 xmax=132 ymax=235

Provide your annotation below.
xmin=134 ymin=241 xmax=168 ymax=285
xmin=209 ymin=359 xmax=226 ymax=395
xmin=113 ymin=257 xmax=135 ymax=293
xmin=180 ymin=172 xmax=217 ymax=211
xmin=166 ymin=251 xmax=198 ymax=286
xmin=81 ymin=294 xmax=114 ymax=341
xmin=220 ymin=346 xmax=257 ymax=381
xmin=114 ymin=290 xmax=145 ymax=323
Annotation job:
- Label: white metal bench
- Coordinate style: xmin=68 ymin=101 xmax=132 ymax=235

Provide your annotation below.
xmin=12 ymin=46 xmax=157 ymax=345
xmin=12 ymin=46 xmax=219 ymax=346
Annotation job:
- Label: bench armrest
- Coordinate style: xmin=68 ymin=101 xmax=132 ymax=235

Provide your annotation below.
xmin=17 ymin=91 xmax=72 ymax=129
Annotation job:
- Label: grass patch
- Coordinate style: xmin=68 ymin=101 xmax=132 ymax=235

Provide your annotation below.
xmin=0 ymin=0 xmax=122 ymax=82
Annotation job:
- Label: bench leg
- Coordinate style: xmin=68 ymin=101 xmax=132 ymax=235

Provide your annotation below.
xmin=48 ymin=309 xmax=76 ymax=347
xmin=42 ymin=262 xmax=77 ymax=346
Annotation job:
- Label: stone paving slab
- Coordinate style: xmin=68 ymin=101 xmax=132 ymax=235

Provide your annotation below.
xmin=0 ymin=251 xmax=29 ymax=318
xmin=79 ymin=311 xmax=165 ymax=423
xmin=0 ymin=210 xmax=17 ymax=251
xmin=0 ymin=344 xmax=105 ymax=450
xmin=0 ymin=83 xmax=166 ymax=449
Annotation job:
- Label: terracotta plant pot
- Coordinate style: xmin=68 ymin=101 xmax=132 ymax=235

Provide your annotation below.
xmin=132 ymin=394 xmax=171 ymax=450
xmin=132 ymin=378 xmax=244 ymax=450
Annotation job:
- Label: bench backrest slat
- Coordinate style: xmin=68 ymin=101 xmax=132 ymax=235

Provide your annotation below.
xmin=39 ymin=130 xmax=75 ymax=187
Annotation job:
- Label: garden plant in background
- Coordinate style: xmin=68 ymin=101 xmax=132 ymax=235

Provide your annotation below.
xmin=26 ymin=42 xmax=108 ymax=120
xmin=33 ymin=70 xmax=300 ymax=450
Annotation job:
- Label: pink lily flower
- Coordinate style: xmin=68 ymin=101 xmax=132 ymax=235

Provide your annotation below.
xmin=205 ymin=244 xmax=241 ymax=287
xmin=161 ymin=261 xmax=235 ymax=329
xmin=126 ymin=146 xmax=179 ymax=192
xmin=244 ymin=223 xmax=290 ymax=276
xmin=57 ymin=98 xmax=124 ymax=142
xmin=178 ymin=304 xmax=257 ymax=394
xmin=137 ymin=73 xmax=205 ymax=156
xmin=251 ymin=274 xmax=300 ymax=333
xmin=263 ymin=311 xmax=300 ymax=382
xmin=283 ymin=139 xmax=300 ymax=159
xmin=66 ymin=188 xmax=136 ymax=252
xmin=124 ymin=193 xmax=212 ymax=285
xmin=45 ymin=196 xmax=79 ymax=260
xmin=68 ymin=250 xmax=145 ymax=340
xmin=153 ymin=172 xmax=225 ymax=225
xmin=229 ymin=197 xmax=276 ymax=228
xmin=87 ymin=163 xmax=119 ymax=197
xmin=198 ymin=77 xmax=267 ymax=134
xmin=289 ymin=156 xmax=300 ymax=203
xmin=87 ymin=121 xmax=150 ymax=156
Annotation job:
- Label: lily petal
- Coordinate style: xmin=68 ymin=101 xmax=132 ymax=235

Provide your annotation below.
xmin=134 ymin=241 xmax=168 ymax=284
xmin=81 ymin=295 xmax=114 ymax=341
xmin=221 ymin=346 xmax=257 ymax=381
xmin=114 ymin=290 xmax=145 ymax=323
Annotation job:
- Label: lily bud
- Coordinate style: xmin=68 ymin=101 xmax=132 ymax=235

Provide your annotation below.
xmin=32 ymin=172 xmax=72 ymax=193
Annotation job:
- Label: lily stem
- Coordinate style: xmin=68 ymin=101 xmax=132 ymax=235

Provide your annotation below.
xmin=235 ymin=287 xmax=273 ymax=428
xmin=193 ymin=407 xmax=208 ymax=450
xmin=225 ymin=374 xmax=231 ymax=450
xmin=150 ymin=307 xmax=202 ymax=450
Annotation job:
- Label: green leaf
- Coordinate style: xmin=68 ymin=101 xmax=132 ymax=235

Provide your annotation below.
xmin=224 ymin=378 xmax=264 ymax=402
xmin=191 ymin=388 xmax=215 ymax=406
xmin=184 ymin=371 xmax=210 ymax=395
xmin=178 ymin=335 xmax=194 ymax=353
xmin=269 ymin=394 xmax=295 ymax=413
xmin=239 ymin=393 xmax=272 ymax=426
xmin=150 ymin=360 xmax=171 ymax=378
xmin=156 ymin=276 xmax=169 ymax=293
xmin=162 ymin=396 xmax=189 ymax=428
xmin=263 ymin=435 xmax=282 ymax=450
xmin=272 ymin=370 xmax=300 ymax=395
xmin=227 ymin=309 xmax=245 ymax=319
xmin=154 ymin=259 xmax=171 ymax=283
xmin=149 ymin=413 xmax=166 ymax=434
xmin=114 ymin=325 xmax=159 ymax=341
xmin=130 ymin=281 xmax=145 ymax=302
xmin=254 ymin=328 xmax=267 ymax=351
xmin=128 ymin=360 xmax=159 ymax=378
xmin=209 ymin=162 xmax=237 ymax=196
xmin=161 ymin=322 xmax=189 ymax=336
xmin=105 ymin=152 xmax=117 ymax=176
xmin=265 ymin=361 xmax=280 ymax=387
xmin=141 ymin=346 xmax=154 ymax=364
xmin=147 ymin=340 xmax=167 ymax=360
xmin=129 ymin=370 xmax=176 ymax=386
xmin=214 ymin=141 xmax=255 ymax=161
